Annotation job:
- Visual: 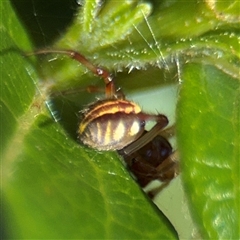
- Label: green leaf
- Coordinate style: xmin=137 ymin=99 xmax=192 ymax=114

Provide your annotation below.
xmin=1 ymin=1 xmax=177 ymax=239
xmin=0 ymin=0 xmax=36 ymax=161
xmin=2 ymin=0 xmax=240 ymax=239
xmin=177 ymin=63 xmax=240 ymax=239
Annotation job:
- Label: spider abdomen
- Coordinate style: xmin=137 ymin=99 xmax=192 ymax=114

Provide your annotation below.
xmin=78 ymin=99 xmax=145 ymax=150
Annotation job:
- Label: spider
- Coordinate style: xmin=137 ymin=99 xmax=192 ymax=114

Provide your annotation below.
xmin=27 ymin=49 xmax=179 ymax=185
xmin=119 ymin=132 xmax=179 ymax=188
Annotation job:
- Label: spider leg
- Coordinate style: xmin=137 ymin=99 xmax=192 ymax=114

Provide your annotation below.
xmin=146 ymin=151 xmax=179 ymax=197
xmin=155 ymin=150 xmax=179 ymax=181
xmin=122 ymin=113 xmax=168 ymax=155
xmin=25 ymin=49 xmax=116 ymax=98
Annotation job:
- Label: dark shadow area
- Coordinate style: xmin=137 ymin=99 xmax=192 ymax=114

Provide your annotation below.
xmin=47 ymin=96 xmax=80 ymax=140
xmin=38 ymin=87 xmax=98 ymax=142
xmin=1 ymin=198 xmax=18 ymax=239
xmin=35 ymin=95 xmax=81 ymax=143
xmin=10 ymin=0 xmax=78 ymax=47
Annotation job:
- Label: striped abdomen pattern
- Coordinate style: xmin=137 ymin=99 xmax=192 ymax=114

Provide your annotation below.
xmin=78 ymin=99 xmax=145 ymax=150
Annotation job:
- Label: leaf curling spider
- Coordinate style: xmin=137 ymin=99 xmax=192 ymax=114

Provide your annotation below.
xmin=27 ymin=49 xmax=178 ymax=184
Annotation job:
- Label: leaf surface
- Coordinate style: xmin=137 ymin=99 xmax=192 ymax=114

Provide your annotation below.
xmin=1 ymin=1 xmax=177 ymax=239
xmin=2 ymin=0 xmax=240 ymax=239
